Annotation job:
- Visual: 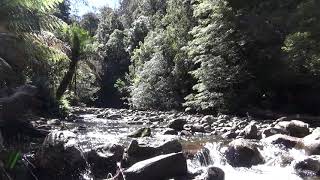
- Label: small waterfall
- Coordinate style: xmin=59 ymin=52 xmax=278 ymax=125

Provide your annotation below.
xmin=191 ymin=142 xmax=305 ymax=180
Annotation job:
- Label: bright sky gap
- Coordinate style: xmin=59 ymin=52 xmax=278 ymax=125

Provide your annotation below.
xmin=71 ymin=0 xmax=120 ymax=16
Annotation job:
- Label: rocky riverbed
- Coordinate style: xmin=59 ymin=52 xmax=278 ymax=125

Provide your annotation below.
xmin=4 ymin=107 xmax=320 ymax=180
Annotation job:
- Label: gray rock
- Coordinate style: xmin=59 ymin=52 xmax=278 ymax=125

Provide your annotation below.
xmin=302 ymin=127 xmax=320 ymax=155
xmin=239 ymin=123 xmax=258 ymax=139
xmin=198 ymin=166 xmax=225 ymax=180
xmin=201 ymin=115 xmax=216 ymax=125
xmin=35 ymin=131 xmax=86 ymax=177
xmin=262 ymin=134 xmax=300 ymax=149
xmin=221 ymin=131 xmax=238 ymax=139
xmin=276 ymin=120 xmax=310 ymax=138
xmin=123 ymin=139 xmax=182 ymax=167
xmin=261 ymin=127 xmax=288 ymax=138
xmin=128 ymin=127 xmax=151 ymax=138
xmin=47 ymin=119 xmax=61 ymax=126
xmin=163 ymin=128 xmax=178 ymax=135
xmin=124 ymin=152 xmax=187 ymax=180
xmin=225 ymin=139 xmax=264 ymax=167
xmin=191 ymin=124 xmax=206 ymax=133
xmin=86 ymin=144 xmax=124 ymax=178
xmin=294 ymin=155 xmax=320 ymax=177
xmin=168 ymin=119 xmax=187 ymax=131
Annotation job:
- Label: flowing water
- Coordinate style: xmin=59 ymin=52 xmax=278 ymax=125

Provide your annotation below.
xmin=69 ymin=111 xmax=318 ymax=180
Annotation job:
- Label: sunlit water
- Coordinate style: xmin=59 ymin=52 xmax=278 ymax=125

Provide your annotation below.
xmin=71 ymin=113 xmax=318 ymax=180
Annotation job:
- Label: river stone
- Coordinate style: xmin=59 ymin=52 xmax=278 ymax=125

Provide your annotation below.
xmin=128 ymin=127 xmax=151 ymax=138
xmin=276 ymin=120 xmax=310 ymax=138
xmin=197 ymin=166 xmax=225 ymax=180
xmin=221 ymin=131 xmax=238 ymax=139
xmin=163 ymin=128 xmax=178 ymax=135
xmin=168 ymin=119 xmax=187 ymax=131
xmin=46 ymin=119 xmax=61 ymax=126
xmin=262 ymin=134 xmax=301 ymax=149
xmin=261 ymin=127 xmax=288 ymax=138
xmin=302 ymin=127 xmax=320 ymax=155
xmin=294 ymin=155 xmax=320 ymax=177
xmin=225 ymin=139 xmax=264 ymax=167
xmin=239 ymin=123 xmax=258 ymax=139
xmin=35 ymin=130 xmax=86 ymax=177
xmin=123 ymin=139 xmax=183 ymax=167
xmin=201 ymin=115 xmax=216 ymax=125
xmin=191 ymin=124 xmax=206 ymax=133
xmin=86 ymin=144 xmax=124 ymax=178
xmin=124 ymin=152 xmax=187 ymax=180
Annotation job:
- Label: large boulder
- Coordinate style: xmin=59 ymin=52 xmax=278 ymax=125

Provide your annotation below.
xmin=167 ymin=119 xmax=187 ymax=131
xmin=128 ymin=127 xmax=151 ymax=138
xmin=294 ymin=156 xmax=320 ymax=177
xmin=224 ymin=139 xmax=264 ymax=167
xmin=276 ymin=120 xmax=310 ymax=138
xmin=122 ymin=139 xmax=182 ymax=167
xmin=196 ymin=166 xmax=225 ymax=180
xmin=124 ymin=152 xmax=187 ymax=180
xmin=302 ymin=127 xmax=320 ymax=155
xmin=239 ymin=123 xmax=258 ymax=139
xmin=35 ymin=131 xmax=86 ymax=178
xmin=261 ymin=127 xmax=288 ymax=139
xmin=86 ymin=144 xmax=124 ymax=178
xmin=262 ymin=134 xmax=300 ymax=149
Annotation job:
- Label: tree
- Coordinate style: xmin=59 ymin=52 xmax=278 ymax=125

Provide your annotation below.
xmin=96 ymin=7 xmax=123 ymax=43
xmin=80 ymin=13 xmax=99 ymax=36
xmin=98 ymin=30 xmax=130 ymax=107
xmin=184 ymin=0 xmax=248 ymax=113
xmin=0 ymin=0 xmax=64 ymax=87
xmin=55 ymin=0 xmax=71 ymax=24
xmin=129 ymin=30 xmax=178 ymax=110
xmin=56 ymin=25 xmax=96 ymax=100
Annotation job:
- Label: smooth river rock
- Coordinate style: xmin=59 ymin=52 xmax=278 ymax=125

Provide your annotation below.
xmin=86 ymin=143 xmax=124 ymax=178
xmin=276 ymin=120 xmax=310 ymax=138
xmin=225 ymin=139 xmax=264 ymax=167
xmin=124 ymin=152 xmax=187 ymax=180
xmin=35 ymin=130 xmax=86 ymax=178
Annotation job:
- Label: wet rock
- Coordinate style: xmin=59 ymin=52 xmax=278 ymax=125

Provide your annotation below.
xmin=124 ymin=152 xmax=187 ymax=180
xmin=294 ymin=156 xmax=320 ymax=177
xmin=197 ymin=166 xmax=225 ymax=180
xmin=123 ymin=139 xmax=183 ymax=167
xmin=86 ymin=144 xmax=124 ymax=178
xmin=302 ymin=127 xmax=320 ymax=155
xmin=35 ymin=130 xmax=86 ymax=178
xmin=191 ymin=124 xmax=206 ymax=133
xmin=168 ymin=119 xmax=187 ymax=131
xmin=107 ymin=114 xmax=122 ymax=119
xmin=221 ymin=131 xmax=238 ymax=139
xmin=47 ymin=119 xmax=61 ymax=126
xmin=276 ymin=120 xmax=310 ymax=138
xmin=128 ymin=127 xmax=151 ymax=138
xmin=225 ymin=139 xmax=264 ymax=167
xmin=261 ymin=127 xmax=288 ymax=138
xmin=239 ymin=123 xmax=258 ymax=139
xmin=163 ymin=128 xmax=178 ymax=135
xmin=180 ymin=130 xmax=192 ymax=136
xmin=201 ymin=115 xmax=216 ymax=125
xmin=262 ymin=134 xmax=300 ymax=149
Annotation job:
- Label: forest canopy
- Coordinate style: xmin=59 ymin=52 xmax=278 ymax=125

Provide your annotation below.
xmin=0 ymin=0 xmax=320 ymax=115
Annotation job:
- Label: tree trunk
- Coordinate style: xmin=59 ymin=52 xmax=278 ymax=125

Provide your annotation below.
xmin=56 ymin=33 xmax=80 ymax=100
xmin=56 ymin=58 xmax=78 ymax=100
